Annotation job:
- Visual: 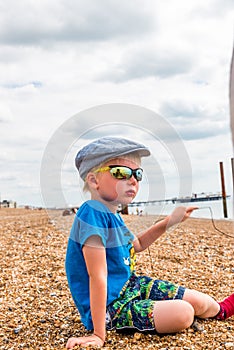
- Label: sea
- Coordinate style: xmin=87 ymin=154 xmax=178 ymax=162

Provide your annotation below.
xmin=128 ymin=197 xmax=234 ymax=220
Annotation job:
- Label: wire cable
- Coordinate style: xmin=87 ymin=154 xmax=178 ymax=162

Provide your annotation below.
xmin=148 ymin=206 xmax=233 ymax=270
xmin=196 ymin=206 xmax=234 ymax=238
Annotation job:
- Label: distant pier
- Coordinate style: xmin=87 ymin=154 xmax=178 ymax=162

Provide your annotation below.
xmin=128 ymin=194 xmax=230 ymax=207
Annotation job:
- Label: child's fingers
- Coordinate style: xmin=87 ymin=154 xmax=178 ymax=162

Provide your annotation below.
xmin=66 ymin=335 xmax=103 ymax=349
xmin=186 ymin=206 xmax=199 ymax=214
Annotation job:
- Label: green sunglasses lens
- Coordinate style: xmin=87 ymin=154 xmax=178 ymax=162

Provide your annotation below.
xmin=110 ymin=167 xmax=132 ymax=179
xmin=110 ymin=166 xmax=143 ymax=181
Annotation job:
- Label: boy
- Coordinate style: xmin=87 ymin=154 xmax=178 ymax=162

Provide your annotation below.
xmin=65 ymin=136 xmax=234 ymax=348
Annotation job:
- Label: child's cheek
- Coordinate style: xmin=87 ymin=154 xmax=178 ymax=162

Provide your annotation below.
xmin=98 ymin=177 xmax=119 ymax=201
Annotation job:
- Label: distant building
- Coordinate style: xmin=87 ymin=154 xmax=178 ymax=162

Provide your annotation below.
xmin=0 ymin=200 xmax=17 ymax=208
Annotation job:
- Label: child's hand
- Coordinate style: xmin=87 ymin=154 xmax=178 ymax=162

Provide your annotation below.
xmin=181 ymin=206 xmax=198 ymax=221
xmin=66 ymin=334 xmax=104 ymax=348
xmin=168 ymin=206 xmax=198 ymax=227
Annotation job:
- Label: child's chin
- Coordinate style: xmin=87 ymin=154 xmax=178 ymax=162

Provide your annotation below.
xmin=120 ymin=198 xmax=134 ymax=206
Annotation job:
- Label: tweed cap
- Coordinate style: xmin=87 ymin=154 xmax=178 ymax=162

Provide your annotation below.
xmin=75 ymin=136 xmax=151 ymax=180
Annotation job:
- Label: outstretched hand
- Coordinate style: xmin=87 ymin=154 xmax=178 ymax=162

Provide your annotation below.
xmin=180 ymin=206 xmax=198 ymax=221
xmin=66 ymin=334 xmax=104 ymax=348
xmin=167 ymin=206 xmax=198 ymax=228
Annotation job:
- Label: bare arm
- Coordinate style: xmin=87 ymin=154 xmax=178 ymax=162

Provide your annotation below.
xmin=66 ymin=235 xmax=107 ymax=348
xmin=133 ymin=206 xmax=197 ymax=252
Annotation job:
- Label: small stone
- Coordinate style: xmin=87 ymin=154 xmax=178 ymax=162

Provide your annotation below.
xmin=191 ymin=319 xmax=204 ymax=332
xmin=13 ymin=326 xmax=22 ymax=334
xmin=133 ymin=332 xmax=142 ymax=341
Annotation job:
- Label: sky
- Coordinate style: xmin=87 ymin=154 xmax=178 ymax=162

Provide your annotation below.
xmin=0 ymin=0 xmax=234 ymax=209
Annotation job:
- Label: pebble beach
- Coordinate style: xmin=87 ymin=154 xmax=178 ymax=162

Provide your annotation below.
xmin=0 ymin=208 xmax=234 ymax=350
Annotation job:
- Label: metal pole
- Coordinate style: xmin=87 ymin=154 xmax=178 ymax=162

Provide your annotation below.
xmin=219 ymin=162 xmax=228 ymax=218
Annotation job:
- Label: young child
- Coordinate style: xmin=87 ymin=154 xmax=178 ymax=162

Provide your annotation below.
xmin=65 ymin=136 xmax=234 ymax=348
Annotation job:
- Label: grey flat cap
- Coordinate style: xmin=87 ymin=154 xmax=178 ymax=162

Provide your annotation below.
xmin=75 ymin=136 xmax=151 ymax=180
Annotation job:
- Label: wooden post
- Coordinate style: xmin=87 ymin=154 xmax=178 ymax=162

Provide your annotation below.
xmin=121 ymin=204 xmax=129 ymax=215
xmin=219 ymin=162 xmax=228 ymax=218
xmin=231 ymin=159 xmax=234 ymax=218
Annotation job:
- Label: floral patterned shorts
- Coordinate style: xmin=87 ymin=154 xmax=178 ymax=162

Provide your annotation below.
xmin=106 ymin=274 xmax=185 ymax=332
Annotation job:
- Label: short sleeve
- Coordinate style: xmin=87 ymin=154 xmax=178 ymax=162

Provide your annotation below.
xmin=69 ymin=201 xmax=110 ymax=247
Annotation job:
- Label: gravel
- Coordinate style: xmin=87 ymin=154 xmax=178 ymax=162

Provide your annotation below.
xmin=0 ymin=208 xmax=233 ymax=349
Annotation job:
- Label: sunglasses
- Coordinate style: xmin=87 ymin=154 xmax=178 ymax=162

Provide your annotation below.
xmin=94 ymin=165 xmax=143 ymax=181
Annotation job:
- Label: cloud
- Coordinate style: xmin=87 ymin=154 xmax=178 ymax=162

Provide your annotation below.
xmin=2 ymin=81 xmax=43 ymax=89
xmin=160 ymin=100 xmax=226 ymax=121
xmin=198 ymin=0 xmax=234 ymax=16
xmin=0 ymin=103 xmax=13 ymax=124
xmin=160 ymin=100 xmax=230 ymax=140
xmin=0 ymin=175 xmax=17 ymax=182
xmin=0 ymin=0 xmax=155 ymax=46
xmin=0 ymin=117 xmax=7 ymax=123
xmin=161 ymin=100 xmax=202 ymax=119
xmin=176 ymin=121 xmax=229 ymax=140
xmin=98 ymin=46 xmax=194 ymax=83
xmin=0 ymin=1 xmax=233 ymax=208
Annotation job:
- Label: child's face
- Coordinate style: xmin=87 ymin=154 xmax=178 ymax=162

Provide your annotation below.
xmin=93 ymin=157 xmax=141 ymax=208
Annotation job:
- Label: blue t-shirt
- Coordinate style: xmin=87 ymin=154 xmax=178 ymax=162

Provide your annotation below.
xmin=65 ymin=200 xmax=136 ymax=330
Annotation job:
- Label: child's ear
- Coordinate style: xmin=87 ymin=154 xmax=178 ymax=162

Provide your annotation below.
xmin=86 ymin=173 xmax=99 ymax=189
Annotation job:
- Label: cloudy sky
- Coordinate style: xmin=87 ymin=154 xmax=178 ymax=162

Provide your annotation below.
xmin=0 ymin=0 xmax=234 ymax=210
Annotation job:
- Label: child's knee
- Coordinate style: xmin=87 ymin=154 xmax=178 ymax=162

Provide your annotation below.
xmin=183 ymin=289 xmax=213 ymax=316
xmin=178 ymin=301 xmax=194 ymax=328
xmin=154 ymin=300 xmax=194 ymax=333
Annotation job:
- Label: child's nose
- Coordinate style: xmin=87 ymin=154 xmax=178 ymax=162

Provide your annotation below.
xmin=128 ymin=175 xmax=137 ymax=184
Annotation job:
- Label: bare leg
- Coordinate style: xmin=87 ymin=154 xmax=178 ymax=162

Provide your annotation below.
xmin=183 ymin=289 xmax=220 ymax=318
xmin=153 ymin=299 xmax=194 ymax=333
